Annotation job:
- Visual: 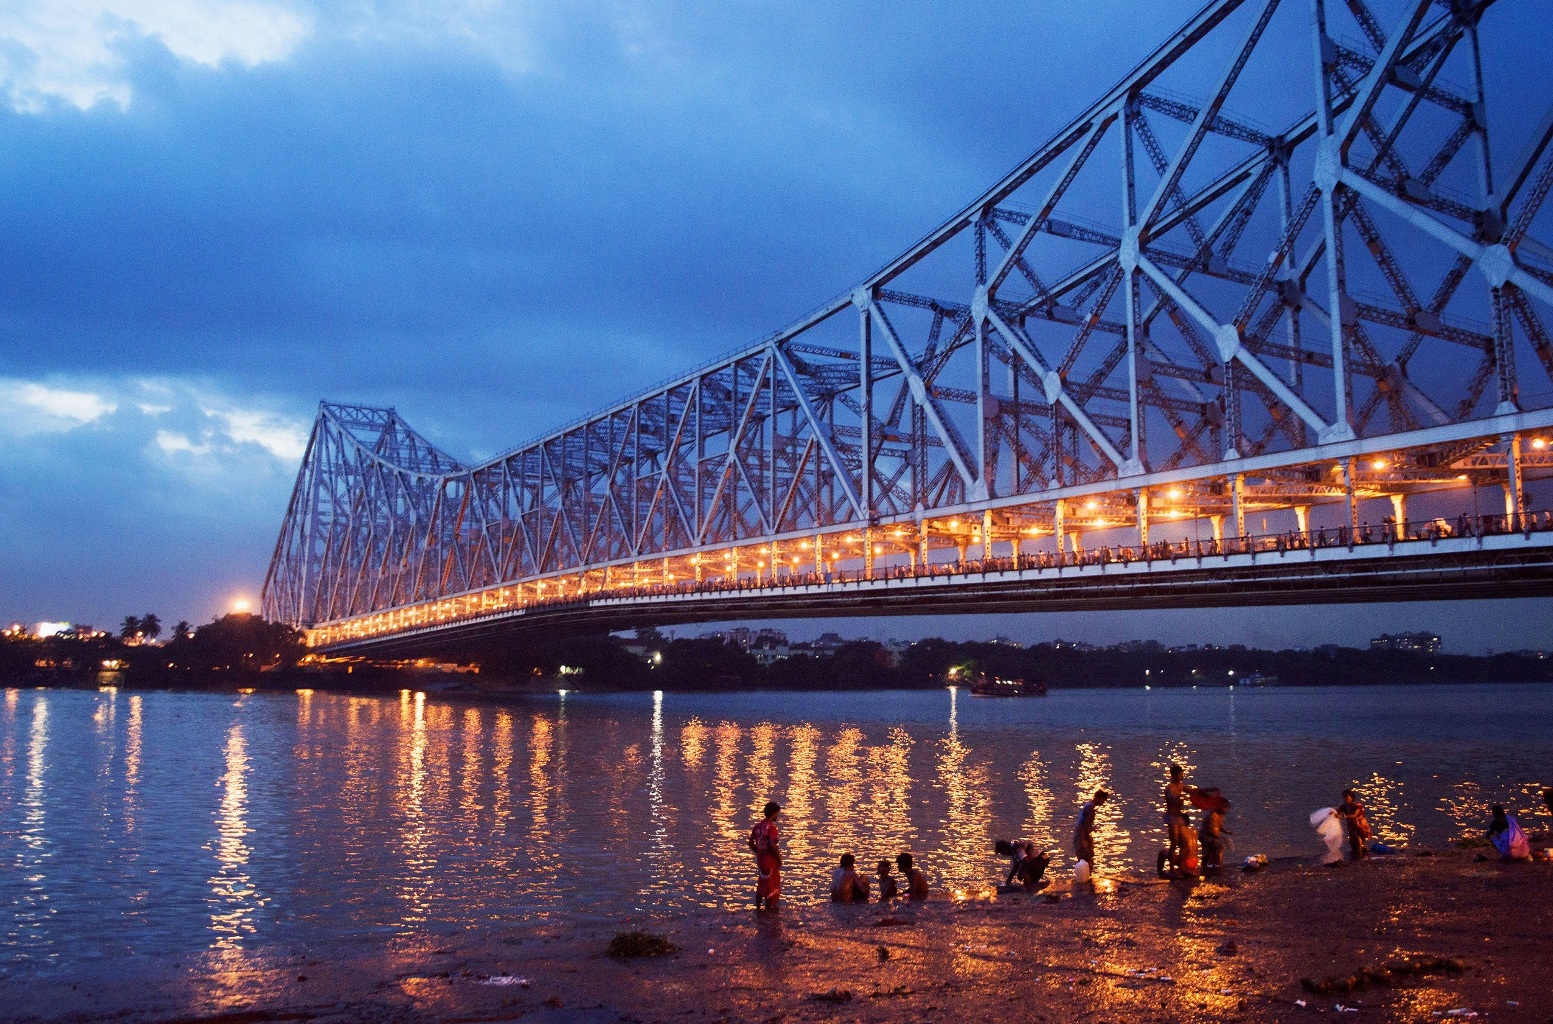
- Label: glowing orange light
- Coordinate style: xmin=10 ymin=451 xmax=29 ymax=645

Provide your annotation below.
xmin=1372 ymin=458 xmax=1389 ymax=470
xmin=231 ymin=597 xmax=251 ymax=613
xmin=1533 ymin=437 xmax=1548 ymax=450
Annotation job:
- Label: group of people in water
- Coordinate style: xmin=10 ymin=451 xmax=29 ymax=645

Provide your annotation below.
xmin=746 ymin=801 xmax=930 ymax=909
xmin=748 ymin=772 xmax=1550 ymax=908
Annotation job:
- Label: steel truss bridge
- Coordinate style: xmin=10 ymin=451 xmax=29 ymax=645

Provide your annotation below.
xmin=264 ymin=0 xmax=1553 ymax=655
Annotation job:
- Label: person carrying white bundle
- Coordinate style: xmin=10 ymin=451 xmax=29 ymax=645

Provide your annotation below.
xmin=1311 ymin=807 xmax=1345 ymax=865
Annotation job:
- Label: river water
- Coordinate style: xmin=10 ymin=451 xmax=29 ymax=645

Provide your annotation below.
xmin=0 ymin=682 xmax=1548 ymax=976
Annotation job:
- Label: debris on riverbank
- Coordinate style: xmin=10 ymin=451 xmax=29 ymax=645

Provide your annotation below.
xmin=9 ymin=850 xmax=1550 ymax=1024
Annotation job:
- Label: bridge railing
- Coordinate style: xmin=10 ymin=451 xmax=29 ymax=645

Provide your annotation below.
xmin=305 ymin=510 xmax=1553 ymax=649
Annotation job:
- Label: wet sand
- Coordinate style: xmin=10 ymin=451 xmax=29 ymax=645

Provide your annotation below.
xmin=7 ymin=849 xmax=1550 ymax=1024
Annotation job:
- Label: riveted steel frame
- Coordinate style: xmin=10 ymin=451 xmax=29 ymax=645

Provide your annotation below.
xmin=263 ymin=0 xmax=1553 ymax=639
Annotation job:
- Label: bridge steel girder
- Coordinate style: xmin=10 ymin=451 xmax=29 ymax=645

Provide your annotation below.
xmin=263 ymin=0 xmax=1553 ymax=647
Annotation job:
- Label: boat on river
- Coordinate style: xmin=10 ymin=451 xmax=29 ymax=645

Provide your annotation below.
xmin=968 ymin=673 xmax=1047 ymax=697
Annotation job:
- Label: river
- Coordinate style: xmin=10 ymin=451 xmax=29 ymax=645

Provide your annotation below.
xmin=0 ymin=681 xmax=1548 ymax=976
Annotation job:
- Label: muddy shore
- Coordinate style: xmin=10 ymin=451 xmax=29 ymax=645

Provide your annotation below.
xmin=6 ymin=849 xmax=1549 ymax=1024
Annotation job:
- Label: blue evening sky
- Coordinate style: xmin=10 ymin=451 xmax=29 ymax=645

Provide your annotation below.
xmin=1 ymin=1 xmax=1549 ymax=652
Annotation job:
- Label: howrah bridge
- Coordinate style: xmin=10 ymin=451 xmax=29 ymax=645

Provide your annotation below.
xmin=262 ymin=0 xmax=1553 ymax=655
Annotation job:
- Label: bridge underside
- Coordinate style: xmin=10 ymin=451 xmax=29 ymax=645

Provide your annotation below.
xmin=315 ymin=530 xmax=1553 ymax=657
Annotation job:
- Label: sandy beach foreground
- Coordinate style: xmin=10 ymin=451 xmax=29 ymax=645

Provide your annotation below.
xmin=7 ymin=849 xmax=1550 ymax=1024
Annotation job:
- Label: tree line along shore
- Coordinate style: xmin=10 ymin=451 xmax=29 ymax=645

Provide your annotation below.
xmin=4 ymin=615 xmax=1553 ymax=693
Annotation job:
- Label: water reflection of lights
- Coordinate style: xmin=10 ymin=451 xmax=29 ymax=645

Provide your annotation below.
xmin=868 ymin=728 xmax=916 ymax=854
xmin=746 ymin=722 xmax=778 ymax=824
xmin=1075 ymin=742 xmax=1130 ymax=872
xmin=10 ymin=696 xmax=55 ymax=956
xmin=936 ymin=713 xmax=993 ymax=888
xmin=1352 ymin=772 xmax=1415 ymax=846
xmin=708 ymin=723 xmax=744 ymax=890
xmin=783 ymin=724 xmax=821 ymax=867
xmin=680 ymin=716 xmax=709 ymax=768
xmin=208 ymin=723 xmax=265 ymax=949
xmin=819 ymin=727 xmax=866 ymax=862
xmin=459 ymin=707 xmax=483 ymax=824
xmin=395 ymin=691 xmax=434 ymax=927
xmin=1017 ymin=751 xmax=1058 ymax=860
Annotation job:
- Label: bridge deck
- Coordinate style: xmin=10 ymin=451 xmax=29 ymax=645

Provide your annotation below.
xmin=312 ymin=519 xmax=1553 ymax=655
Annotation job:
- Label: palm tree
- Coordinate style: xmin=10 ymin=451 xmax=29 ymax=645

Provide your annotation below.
xmin=172 ymin=620 xmax=193 ymax=641
xmin=140 ymin=614 xmax=162 ymax=640
xmin=120 ymin=616 xmax=141 ymax=641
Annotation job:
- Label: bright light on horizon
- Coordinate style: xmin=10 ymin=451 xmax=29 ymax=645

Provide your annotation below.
xmin=232 ymin=597 xmax=251 ymax=614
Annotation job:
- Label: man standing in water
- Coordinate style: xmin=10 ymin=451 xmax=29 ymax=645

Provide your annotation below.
xmin=1164 ymin=765 xmax=1200 ymax=877
xmin=1074 ymin=788 xmax=1110 ymax=873
xmin=748 ymin=801 xmax=782 ymax=911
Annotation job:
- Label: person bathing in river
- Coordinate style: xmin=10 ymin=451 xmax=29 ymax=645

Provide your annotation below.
xmin=994 ymin=839 xmax=1050 ymax=890
xmin=747 ymin=801 xmax=782 ymax=911
xmin=897 ymin=852 xmax=929 ymax=899
xmin=1335 ymin=789 xmax=1371 ymax=862
xmin=1164 ymin=765 xmax=1202 ymax=877
xmin=1074 ymin=789 xmax=1110 ymax=874
xmin=1198 ymin=797 xmax=1232 ymax=871
xmin=830 ymin=853 xmax=871 ymax=902
xmin=875 ymin=859 xmax=899 ymax=900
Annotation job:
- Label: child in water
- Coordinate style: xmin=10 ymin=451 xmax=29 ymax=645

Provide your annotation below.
xmin=875 ymin=859 xmax=899 ymax=900
xmin=1198 ymin=801 xmax=1232 ymax=870
xmin=830 ymin=853 xmax=871 ymax=902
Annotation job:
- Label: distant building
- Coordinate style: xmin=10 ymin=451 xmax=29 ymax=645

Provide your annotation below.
xmin=810 ymin=632 xmax=847 ymax=656
xmin=1369 ymin=631 xmax=1442 ymax=653
xmin=709 ymin=627 xmax=753 ymax=649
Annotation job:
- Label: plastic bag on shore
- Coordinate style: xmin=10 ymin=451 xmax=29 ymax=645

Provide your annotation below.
xmin=1311 ymin=807 xmax=1344 ymax=864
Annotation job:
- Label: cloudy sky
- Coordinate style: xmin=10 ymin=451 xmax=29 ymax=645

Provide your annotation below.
xmin=2 ymin=0 xmax=1549 ymax=651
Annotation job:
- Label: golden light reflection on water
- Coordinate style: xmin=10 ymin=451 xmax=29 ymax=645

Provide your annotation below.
xmin=647 ymin=692 xmax=674 ymax=869
xmin=1017 ymin=751 xmax=1057 ymax=859
xmin=747 ymin=721 xmax=778 ymax=816
xmin=1352 ymin=771 xmax=1415 ymax=846
xmin=783 ymin=724 xmax=821 ymax=867
xmin=459 ymin=706 xmax=484 ymax=826
xmin=868 ymin=728 xmax=915 ymax=855
xmin=1439 ymin=778 xmax=1483 ymax=839
xmin=708 ymin=722 xmax=743 ymax=858
xmin=680 ymin=716 xmax=708 ymax=767
xmin=936 ymin=710 xmax=993 ymax=887
xmin=395 ymin=691 xmax=433 ymax=926
xmin=123 ymin=696 xmax=141 ymax=836
xmin=1076 ymin=741 xmax=1131 ymax=873
xmin=4 ymin=686 xmax=1551 ymax=964
xmin=207 ymin=723 xmax=265 ymax=949
xmin=493 ymin=710 xmax=513 ymax=834
xmin=817 ymin=727 xmax=866 ymax=863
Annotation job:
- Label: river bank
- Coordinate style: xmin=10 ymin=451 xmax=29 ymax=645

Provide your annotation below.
xmin=7 ymin=849 xmax=1549 ymax=1024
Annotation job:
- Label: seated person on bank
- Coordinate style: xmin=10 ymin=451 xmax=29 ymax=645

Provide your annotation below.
xmin=875 ymin=858 xmax=899 ymax=900
xmin=830 ymin=853 xmax=871 ymax=902
xmin=994 ymin=839 xmax=1051 ymax=890
xmin=897 ymin=852 xmax=930 ymax=899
